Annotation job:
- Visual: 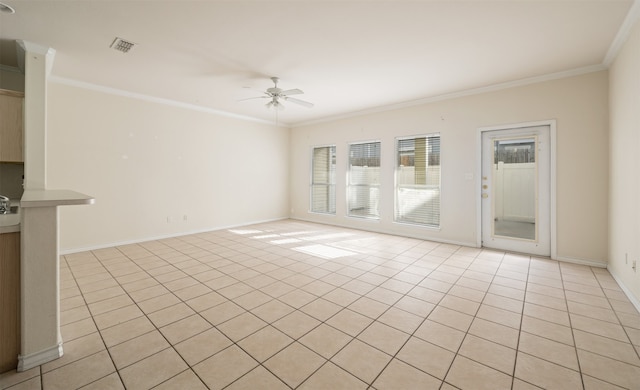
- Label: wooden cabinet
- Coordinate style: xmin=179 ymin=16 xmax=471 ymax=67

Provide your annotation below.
xmin=0 ymin=89 xmax=24 ymax=163
xmin=0 ymin=232 xmax=20 ymax=373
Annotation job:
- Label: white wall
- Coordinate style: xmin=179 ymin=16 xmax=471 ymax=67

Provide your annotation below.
xmin=609 ymin=17 xmax=640 ymax=306
xmin=46 ymin=82 xmax=290 ymax=251
xmin=291 ymin=71 xmax=609 ymax=265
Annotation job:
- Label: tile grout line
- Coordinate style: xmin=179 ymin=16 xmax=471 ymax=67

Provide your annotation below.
xmin=10 ymin=220 xmax=639 ymax=390
xmin=590 ymin=265 xmax=640 ymax=362
xmin=57 ymin=254 xmax=129 ymax=389
xmin=86 ymin=245 xmax=208 ymax=388
xmin=511 ymin=252 xmax=533 ymax=389
xmin=200 ymin=229 xmax=410 ymax=389
xmin=287 ymin=241 xmax=448 ymax=388
xmin=367 ymin=255 xmax=463 ymax=388
xmin=294 ymin=243 xmax=449 ymax=387
xmin=561 ymin=263 xmax=588 ymax=390
xmin=516 ymin=262 xmax=640 ymax=385
xmin=120 ymin=227 xmax=416 ymax=389
xmin=222 ymin=234 xmax=441 ymax=388
xmin=108 ymin=242 xmax=255 ymax=390
xmin=340 ymin=247 xmax=506 ymax=387
xmin=84 ymin=227 xmax=640 ymax=388
xmin=67 ymin=240 xmax=640 ymax=390
xmin=436 ymin=250 xmax=511 ymax=388
xmin=223 ymin=239 xmax=426 ymax=388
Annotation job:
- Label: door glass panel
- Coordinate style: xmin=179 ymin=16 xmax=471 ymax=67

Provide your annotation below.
xmin=492 ymin=138 xmax=536 ymax=241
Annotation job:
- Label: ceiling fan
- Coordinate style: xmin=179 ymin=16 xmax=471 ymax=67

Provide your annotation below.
xmin=240 ymin=77 xmax=314 ymax=110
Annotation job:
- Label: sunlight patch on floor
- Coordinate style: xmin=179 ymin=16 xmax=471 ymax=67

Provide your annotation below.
xmin=292 ymin=244 xmax=357 ymax=259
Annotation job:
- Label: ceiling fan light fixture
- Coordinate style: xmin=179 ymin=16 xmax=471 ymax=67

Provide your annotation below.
xmin=266 ymin=99 xmax=285 ymax=111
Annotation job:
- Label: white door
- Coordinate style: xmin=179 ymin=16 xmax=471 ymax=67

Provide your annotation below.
xmin=481 ymin=126 xmax=550 ymax=256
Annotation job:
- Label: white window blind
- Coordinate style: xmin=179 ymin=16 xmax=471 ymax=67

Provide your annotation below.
xmin=348 ymin=141 xmax=381 ymax=219
xmin=395 ymin=135 xmax=440 ymax=227
xmin=311 ymin=146 xmax=336 ymax=214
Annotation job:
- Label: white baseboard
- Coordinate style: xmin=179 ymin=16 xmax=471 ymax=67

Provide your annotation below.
xmin=553 ymin=255 xmax=608 ymax=268
xmin=59 ymin=217 xmax=287 ymax=255
xmin=607 ymin=268 xmax=640 ymax=314
xmin=290 ymin=217 xmax=478 ymax=248
xmin=18 ymin=343 xmax=63 ymax=372
xmin=61 ymin=217 xmax=609 ymax=273
xmin=57 ymin=217 xmax=639 ymax=312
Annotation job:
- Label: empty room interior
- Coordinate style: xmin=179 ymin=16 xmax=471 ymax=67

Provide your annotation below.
xmin=1 ymin=1 xmax=640 ymax=389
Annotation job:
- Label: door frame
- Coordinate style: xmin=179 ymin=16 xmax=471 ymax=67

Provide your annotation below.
xmin=476 ymin=120 xmax=557 ymax=259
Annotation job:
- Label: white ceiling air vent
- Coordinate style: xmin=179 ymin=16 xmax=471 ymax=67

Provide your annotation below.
xmin=110 ymin=37 xmax=135 ymax=53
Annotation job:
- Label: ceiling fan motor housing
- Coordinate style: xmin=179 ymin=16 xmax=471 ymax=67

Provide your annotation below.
xmin=240 ymin=76 xmax=313 ymax=109
xmin=267 ymin=87 xmax=282 ymax=96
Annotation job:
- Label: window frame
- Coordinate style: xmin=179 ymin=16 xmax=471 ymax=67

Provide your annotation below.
xmin=394 ymin=133 xmax=441 ymax=228
xmin=309 ymin=144 xmax=337 ymax=215
xmin=346 ymin=140 xmax=382 ymax=220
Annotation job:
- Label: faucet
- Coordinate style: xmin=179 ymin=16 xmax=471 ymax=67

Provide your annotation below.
xmin=0 ymin=195 xmax=10 ymax=214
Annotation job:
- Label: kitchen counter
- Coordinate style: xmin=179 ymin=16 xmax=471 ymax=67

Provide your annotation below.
xmin=1 ymin=190 xmax=95 ymax=234
xmin=21 ymin=189 xmax=95 ymax=208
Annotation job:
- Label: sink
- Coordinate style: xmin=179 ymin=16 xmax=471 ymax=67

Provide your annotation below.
xmin=0 ymin=200 xmax=20 ymax=231
xmin=0 ymin=206 xmax=19 ymax=215
xmin=0 ymin=212 xmax=20 ymax=229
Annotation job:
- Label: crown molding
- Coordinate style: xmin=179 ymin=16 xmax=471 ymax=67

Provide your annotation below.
xmin=604 ymin=0 xmax=640 ymax=66
xmin=293 ymin=64 xmax=606 ymax=128
xmin=48 ymin=76 xmax=287 ymax=127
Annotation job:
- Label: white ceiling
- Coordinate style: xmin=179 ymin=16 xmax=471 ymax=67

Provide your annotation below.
xmin=0 ymin=0 xmax=634 ymax=126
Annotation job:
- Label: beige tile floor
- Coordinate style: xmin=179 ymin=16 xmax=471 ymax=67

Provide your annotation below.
xmin=2 ymin=220 xmax=640 ymax=390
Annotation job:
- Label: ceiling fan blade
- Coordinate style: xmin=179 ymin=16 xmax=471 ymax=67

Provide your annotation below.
xmin=281 ymin=88 xmax=303 ymax=96
xmin=285 ymin=97 xmax=314 ymax=108
xmin=237 ymin=96 xmax=269 ymax=102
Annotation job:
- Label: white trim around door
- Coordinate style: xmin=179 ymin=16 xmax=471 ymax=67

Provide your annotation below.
xmin=476 ymin=120 xmax=557 ymax=259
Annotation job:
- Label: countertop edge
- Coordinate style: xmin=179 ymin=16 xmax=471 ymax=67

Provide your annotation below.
xmin=21 ymin=189 xmax=95 ymax=208
xmin=0 ymin=224 xmax=20 ymax=234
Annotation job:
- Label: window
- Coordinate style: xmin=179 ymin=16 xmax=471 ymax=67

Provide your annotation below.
xmin=310 ymin=146 xmax=336 ymax=214
xmin=348 ymin=141 xmax=381 ymax=219
xmin=395 ymin=135 xmax=440 ymax=227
